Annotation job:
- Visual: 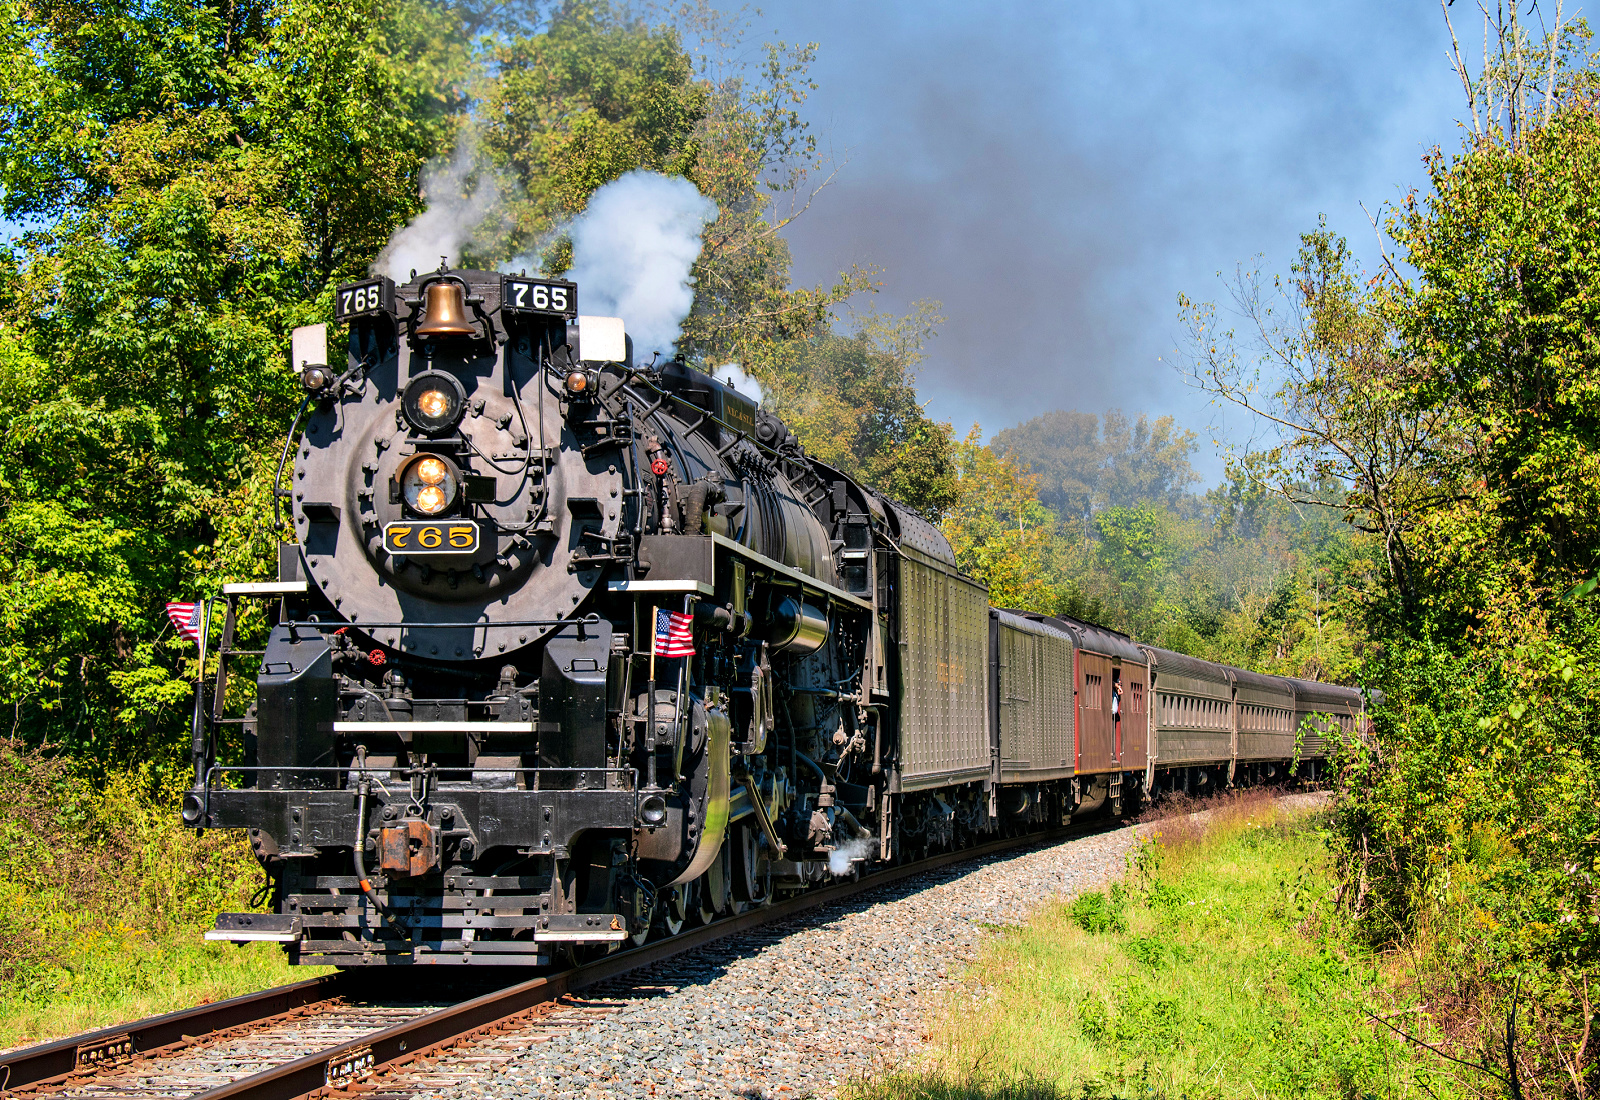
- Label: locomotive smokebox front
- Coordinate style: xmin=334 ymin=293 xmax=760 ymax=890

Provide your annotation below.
xmin=293 ymin=268 xmax=624 ymax=663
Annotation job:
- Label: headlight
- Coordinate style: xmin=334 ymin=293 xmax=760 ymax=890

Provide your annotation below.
xmin=402 ymin=371 xmax=467 ymax=434
xmin=401 ymin=454 xmax=459 ymax=516
xmin=417 ymin=388 xmax=451 ymax=419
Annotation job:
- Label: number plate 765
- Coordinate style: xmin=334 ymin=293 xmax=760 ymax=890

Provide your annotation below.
xmin=383 ymin=520 xmax=479 ymax=555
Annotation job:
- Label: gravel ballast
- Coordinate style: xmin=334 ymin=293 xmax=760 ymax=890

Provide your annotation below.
xmin=395 ymin=792 xmax=1330 ymax=1098
xmin=399 ymin=799 xmax=1303 ymax=1099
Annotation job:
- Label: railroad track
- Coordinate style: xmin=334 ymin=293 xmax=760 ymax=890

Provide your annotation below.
xmin=0 ymin=820 xmax=1110 ymax=1100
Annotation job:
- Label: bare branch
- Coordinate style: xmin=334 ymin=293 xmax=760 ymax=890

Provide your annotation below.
xmin=1544 ymin=0 xmax=1564 ymax=125
xmin=1360 ymin=201 xmax=1407 ymax=286
xmin=1365 ymin=1008 xmax=1512 ymax=1086
xmin=1442 ymin=0 xmax=1483 ymax=138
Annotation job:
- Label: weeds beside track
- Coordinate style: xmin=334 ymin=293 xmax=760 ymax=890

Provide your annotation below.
xmin=848 ymin=791 xmax=1453 ymax=1100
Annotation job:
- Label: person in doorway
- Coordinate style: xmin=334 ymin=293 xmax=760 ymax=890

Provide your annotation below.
xmin=1111 ymin=675 xmax=1123 ymax=761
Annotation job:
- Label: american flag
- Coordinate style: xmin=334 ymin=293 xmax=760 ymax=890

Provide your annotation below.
xmin=654 ymin=608 xmax=695 ymax=657
xmin=165 ymin=600 xmax=205 ymax=644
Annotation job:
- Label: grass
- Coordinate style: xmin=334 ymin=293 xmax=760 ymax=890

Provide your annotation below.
xmin=0 ymin=741 xmax=328 ymax=1049
xmin=0 ymin=941 xmax=318 ymax=1050
xmin=849 ymin=793 xmax=1461 ymax=1100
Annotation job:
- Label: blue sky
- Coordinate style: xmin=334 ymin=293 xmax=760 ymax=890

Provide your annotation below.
xmin=724 ymin=0 xmax=1475 ymax=477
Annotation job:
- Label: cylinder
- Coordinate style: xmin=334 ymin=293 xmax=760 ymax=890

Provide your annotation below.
xmin=769 ymin=596 xmax=830 ymax=655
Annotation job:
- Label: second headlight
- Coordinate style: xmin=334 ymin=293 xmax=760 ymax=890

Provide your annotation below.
xmin=400 ymin=453 xmax=460 ymax=516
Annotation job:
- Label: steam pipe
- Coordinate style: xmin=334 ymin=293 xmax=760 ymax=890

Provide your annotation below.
xmin=794 ymin=751 xmax=829 ymax=785
xmin=271 ymin=397 xmax=311 ymax=535
xmin=836 ymin=805 xmax=870 ymax=840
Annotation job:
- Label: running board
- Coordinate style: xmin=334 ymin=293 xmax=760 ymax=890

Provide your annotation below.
xmin=533 ymin=913 xmax=629 ymax=942
xmin=207 ymin=913 xmax=302 ymax=943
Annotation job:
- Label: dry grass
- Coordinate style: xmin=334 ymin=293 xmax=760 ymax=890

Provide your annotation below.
xmin=1136 ymin=785 xmax=1280 ymax=855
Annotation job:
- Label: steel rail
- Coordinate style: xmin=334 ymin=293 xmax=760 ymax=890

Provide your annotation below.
xmin=190 ymin=821 xmax=1100 ymax=1100
xmin=0 ymin=818 xmax=1108 ymax=1100
xmin=0 ymin=972 xmax=359 ymax=1095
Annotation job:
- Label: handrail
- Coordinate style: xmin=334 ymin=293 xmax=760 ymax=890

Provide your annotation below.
xmin=281 ymin=614 xmax=600 ymax=630
xmin=202 ymin=764 xmax=641 ymax=797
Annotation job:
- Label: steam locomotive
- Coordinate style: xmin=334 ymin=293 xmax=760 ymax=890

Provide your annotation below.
xmin=187 ymin=266 xmax=1365 ymax=966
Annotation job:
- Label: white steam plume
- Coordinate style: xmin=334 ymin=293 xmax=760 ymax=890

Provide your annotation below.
xmin=828 ymin=835 xmax=876 ymax=876
xmin=375 ymin=142 xmax=499 ymax=282
xmin=564 ymin=171 xmax=717 ymax=359
xmin=713 ymin=363 xmax=763 ymax=405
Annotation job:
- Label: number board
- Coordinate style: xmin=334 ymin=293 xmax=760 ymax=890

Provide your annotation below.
xmin=334 ymin=277 xmax=396 ymax=322
xmin=383 ymin=520 xmax=480 ymax=556
xmin=501 ymin=276 xmax=577 ymax=318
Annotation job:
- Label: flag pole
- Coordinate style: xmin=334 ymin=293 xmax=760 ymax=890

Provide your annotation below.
xmin=646 ymin=605 xmax=658 ymax=789
xmin=671 ymin=594 xmax=691 ymax=775
xmin=188 ymin=597 xmax=212 ymax=818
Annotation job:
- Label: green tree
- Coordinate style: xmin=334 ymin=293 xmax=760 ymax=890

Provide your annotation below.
xmin=747 ymin=302 xmax=958 ymax=519
xmin=477 ymin=2 xmax=707 ymax=260
xmin=940 ymin=429 xmax=1056 ymax=611
xmin=0 ymin=0 xmax=467 ymax=765
xmin=989 ymin=410 xmax=1101 ymax=527
xmin=1393 ymin=102 xmax=1600 ymax=606
xmin=1182 ymin=9 xmax=1600 ymax=1084
xmin=991 ymin=408 xmax=1198 ymax=531
xmin=1179 ymin=226 xmax=1462 ymax=626
xmin=1093 ymin=507 xmax=1174 ymax=620
xmin=465 ymin=2 xmax=867 ymax=362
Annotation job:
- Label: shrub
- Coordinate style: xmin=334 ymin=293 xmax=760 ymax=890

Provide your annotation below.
xmin=1068 ymin=887 xmax=1128 ymax=936
xmin=0 ymin=740 xmax=263 ymax=1011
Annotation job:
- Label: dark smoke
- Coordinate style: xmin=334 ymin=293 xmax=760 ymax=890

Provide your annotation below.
xmin=744 ymin=0 xmax=1462 ymax=467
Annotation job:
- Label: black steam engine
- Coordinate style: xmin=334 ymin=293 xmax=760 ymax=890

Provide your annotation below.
xmin=189 ymin=266 xmax=1364 ymax=966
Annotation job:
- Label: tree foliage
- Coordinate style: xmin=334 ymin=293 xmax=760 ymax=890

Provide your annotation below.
xmin=0 ymin=0 xmax=462 ymax=763
xmin=749 ymin=302 xmax=957 ymax=519
xmin=1396 ymin=104 xmax=1600 ymax=601
xmin=0 ymin=0 xmax=890 ymax=771
xmin=480 ymin=3 xmax=706 ymax=246
xmin=940 ymin=428 xmax=1055 ymax=612
xmin=458 ymin=1 xmax=867 ymax=362
xmin=970 ymin=400 xmax=1368 ymax=678
xmin=1183 ymin=8 xmax=1600 ymax=1086
xmin=991 ymin=408 xmax=1199 ymax=530
xmin=1180 ymin=226 xmax=1462 ymax=625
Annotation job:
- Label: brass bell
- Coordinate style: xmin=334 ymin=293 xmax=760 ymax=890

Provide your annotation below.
xmin=414 ymin=281 xmax=475 ymax=338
